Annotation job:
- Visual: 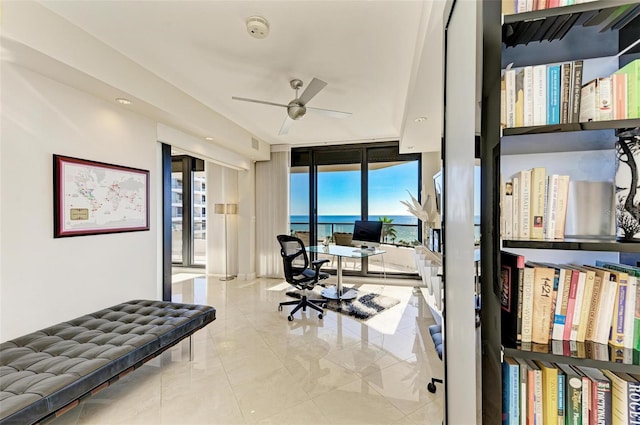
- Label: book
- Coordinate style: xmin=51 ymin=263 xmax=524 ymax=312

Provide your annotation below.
xmin=515 ymin=69 xmax=525 ymax=127
xmin=504 ymin=180 xmax=514 ymax=239
xmin=628 ymin=373 xmax=640 ymax=424
xmin=513 ymin=176 xmax=520 ymax=238
xmin=530 ymin=262 xmax=561 ymax=342
xmin=581 ymin=265 xmax=604 ymax=343
xmin=547 ymin=64 xmax=561 ymax=124
xmin=594 ymin=267 xmax=619 ymax=345
xmin=597 ymin=76 xmax=613 ymax=121
xmin=562 ymin=267 xmax=580 ymax=341
xmin=515 ymin=358 xmax=530 ymax=425
xmin=529 ymin=167 xmax=546 ymax=240
xmin=557 ymin=363 xmax=582 ymax=425
xmin=545 ymin=174 xmax=559 ymax=239
xmin=570 ymin=60 xmax=583 ymax=123
xmin=602 ymin=266 xmax=629 ymax=347
xmin=612 ymin=73 xmax=628 ymax=120
xmin=503 ymin=357 xmax=520 ymax=424
xmin=568 ymin=266 xmax=587 ymax=342
xmin=523 ymin=66 xmax=534 ymax=127
xmin=578 ymin=366 xmax=612 ymax=425
xmin=552 ymin=264 xmax=572 ymax=341
xmin=554 ymin=175 xmax=570 ymax=239
xmin=501 ymin=74 xmax=507 ymax=128
xmin=597 ymin=261 xmax=637 ymax=349
xmin=517 ymin=169 xmax=531 ymax=239
xmin=501 ymin=251 xmax=525 ymax=345
xmin=536 ymin=361 xmax=559 ymax=425
xmin=530 ymin=264 xmax=555 ymax=344
xmin=602 ymin=370 xmax=639 ymax=425
xmin=557 ymin=365 xmax=566 ymax=424
xmin=569 ymin=265 xmax=596 ymax=343
xmin=527 ymin=359 xmax=543 ymax=425
xmin=522 ymin=265 xmax=536 ymax=343
xmin=614 ymin=59 xmax=639 ymax=119
xmin=579 ymin=78 xmax=598 ymax=122
xmin=533 ymin=64 xmax=548 ymax=125
xmin=560 ymin=62 xmax=572 ymax=124
xmin=506 ymin=68 xmax=517 ymax=128
xmin=573 ymin=365 xmax=592 ymax=424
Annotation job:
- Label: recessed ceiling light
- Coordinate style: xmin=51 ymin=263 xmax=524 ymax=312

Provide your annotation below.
xmin=116 ymin=98 xmax=132 ymax=105
xmin=414 ymin=116 xmax=427 ymax=123
xmin=205 ymin=137 xmax=214 ymax=141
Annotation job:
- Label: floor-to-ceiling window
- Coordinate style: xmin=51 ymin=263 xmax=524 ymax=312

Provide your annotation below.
xmin=172 ymin=155 xmax=206 ymax=268
xmin=290 ymin=142 xmax=421 ymax=277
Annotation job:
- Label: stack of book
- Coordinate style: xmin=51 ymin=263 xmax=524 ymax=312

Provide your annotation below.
xmin=500 ymin=251 xmax=639 ymax=352
xmin=502 ymin=357 xmax=639 ymax=425
xmin=501 ymin=59 xmax=639 ymax=129
xmin=501 ymin=167 xmax=571 ymax=240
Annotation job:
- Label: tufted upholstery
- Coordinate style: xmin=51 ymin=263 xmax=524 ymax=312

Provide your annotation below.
xmin=0 ymin=300 xmax=216 ymax=425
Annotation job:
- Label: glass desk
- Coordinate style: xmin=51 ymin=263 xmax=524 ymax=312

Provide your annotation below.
xmin=307 ymin=245 xmax=386 ymax=301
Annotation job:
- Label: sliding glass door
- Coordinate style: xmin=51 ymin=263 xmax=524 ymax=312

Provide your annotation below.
xmin=172 ymin=155 xmax=206 ymax=268
xmin=290 ymin=142 xmax=421 ymax=277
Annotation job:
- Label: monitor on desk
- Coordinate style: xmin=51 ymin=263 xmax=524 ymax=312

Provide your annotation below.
xmin=352 ymin=220 xmax=383 ymax=248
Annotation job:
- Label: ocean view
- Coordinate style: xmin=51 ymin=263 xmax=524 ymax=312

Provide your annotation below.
xmin=290 ymin=215 xmax=420 ymax=244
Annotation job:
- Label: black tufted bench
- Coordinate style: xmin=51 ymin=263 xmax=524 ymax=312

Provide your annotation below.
xmin=0 ymin=299 xmax=216 ymax=425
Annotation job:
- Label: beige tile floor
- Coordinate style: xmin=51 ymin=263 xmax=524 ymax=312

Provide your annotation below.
xmin=48 ymin=275 xmax=444 ymax=425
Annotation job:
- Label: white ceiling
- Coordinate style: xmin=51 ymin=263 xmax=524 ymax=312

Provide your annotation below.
xmin=3 ymin=0 xmax=446 ymax=159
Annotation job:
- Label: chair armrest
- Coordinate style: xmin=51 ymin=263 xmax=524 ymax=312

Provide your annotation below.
xmin=311 ymin=259 xmax=329 ymax=267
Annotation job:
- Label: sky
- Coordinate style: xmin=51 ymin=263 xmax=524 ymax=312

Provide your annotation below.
xmin=290 ymin=161 xmax=420 ymax=216
xmin=290 ymin=163 xmax=481 ymax=217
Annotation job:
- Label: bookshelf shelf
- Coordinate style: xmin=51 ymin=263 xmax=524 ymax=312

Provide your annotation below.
xmin=503 ymin=347 xmax=640 ymax=373
xmin=502 ymin=237 xmax=640 ymax=252
xmin=502 ymin=118 xmax=640 ymax=136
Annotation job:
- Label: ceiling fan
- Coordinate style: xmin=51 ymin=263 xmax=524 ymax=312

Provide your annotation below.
xmin=232 ymin=77 xmax=351 ymax=135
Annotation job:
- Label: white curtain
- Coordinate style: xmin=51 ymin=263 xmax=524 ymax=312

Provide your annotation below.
xmin=255 ymin=149 xmax=290 ymax=277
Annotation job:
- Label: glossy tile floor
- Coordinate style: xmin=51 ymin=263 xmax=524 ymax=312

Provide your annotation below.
xmin=49 ymin=275 xmax=444 ymax=425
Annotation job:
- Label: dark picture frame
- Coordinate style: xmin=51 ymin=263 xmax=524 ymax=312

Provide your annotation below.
xmin=53 ymin=154 xmax=150 ymax=238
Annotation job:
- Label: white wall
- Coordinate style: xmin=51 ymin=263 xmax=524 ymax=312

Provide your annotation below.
xmin=0 ymin=63 xmax=159 ymax=340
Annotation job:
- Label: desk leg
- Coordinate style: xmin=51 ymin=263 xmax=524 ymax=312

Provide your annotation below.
xmin=321 ymin=257 xmax=358 ymax=301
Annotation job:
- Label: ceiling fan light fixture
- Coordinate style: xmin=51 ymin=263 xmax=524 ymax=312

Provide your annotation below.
xmin=246 ymin=16 xmax=270 ymax=39
xmin=287 ymin=102 xmax=306 ymax=120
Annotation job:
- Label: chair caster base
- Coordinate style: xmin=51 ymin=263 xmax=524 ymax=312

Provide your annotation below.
xmin=427 ymin=382 xmax=437 ymax=393
xmin=288 ymin=315 xmax=294 ymax=321
xmin=318 ymin=313 xmax=323 ymax=319
xmin=278 ymin=305 xmax=283 ymax=311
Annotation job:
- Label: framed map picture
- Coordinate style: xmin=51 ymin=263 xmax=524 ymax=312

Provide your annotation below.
xmin=53 ymin=155 xmax=149 ymax=237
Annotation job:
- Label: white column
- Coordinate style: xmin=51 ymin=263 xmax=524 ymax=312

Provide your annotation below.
xmin=237 ymin=162 xmax=256 ymax=280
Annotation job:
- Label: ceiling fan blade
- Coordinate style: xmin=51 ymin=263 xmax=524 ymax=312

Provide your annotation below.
xmin=231 ymin=96 xmax=288 ymax=108
xmin=297 ymin=77 xmax=327 ymax=105
xmin=307 ymin=106 xmax=352 ymax=119
xmin=278 ymin=116 xmax=294 ymax=135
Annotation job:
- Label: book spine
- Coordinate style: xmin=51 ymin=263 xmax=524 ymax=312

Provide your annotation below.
xmin=533 ymin=64 xmax=547 ymax=125
xmin=552 ymin=267 xmax=567 ymax=340
xmin=522 ymin=266 xmax=535 ymax=343
xmin=636 ymin=284 xmax=640 ymax=351
xmin=506 ymin=69 xmax=516 ymax=128
xmin=524 ymin=66 xmax=534 ymax=127
xmin=516 ymin=69 xmax=525 ymax=127
xmin=576 ymin=271 xmax=595 ymax=342
xmin=612 ymin=73 xmax=628 ymax=120
xmin=598 ymin=274 xmax=618 ymax=345
xmin=504 ymin=181 xmax=514 ymax=239
xmin=531 ymin=266 xmax=555 ymax=344
xmin=585 ymin=273 xmax=603 ymax=342
xmin=557 ymin=369 xmax=565 ymax=424
xmin=625 ymin=276 xmax=637 ymax=349
xmin=512 ymin=177 xmax=520 ymax=238
xmin=534 ymin=369 xmax=543 ymax=425
xmin=582 ymin=372 xmax=590 ymax=424
xmin=529 ymin=167 xmax=546 ymax=240
xmin=560 ymin=62 xmax=572 ymax=124
xmin=629 ymin=379 xmax=640 ymax=424
xmin=597 ymin=76 xmax=613 ymax=121
xmin=517 ymin=267 xmax=525 ymax=343
xmin=570 ymin=60 xmax=583 ymax=123
xmin=610 ymin=278 xmax=628 ymax=347
xmin=545 ymin=174 xmax=559 ymax=239
xmin=554 ymin=175 xmax=570 ymax=239
xmin=566 ymin=372 xmax=582 ymax=425
xmin=502 ymin=359 xmax=520 ymax=424
xmin=564 ymin=269 xmax=579 ymax=341
xmin=501 ymin=74 xmax=507 ymax=128
xmin=579 ymin=79 xmax=597 ymax=123
xmin=570 ymin=270 xmax=586 ymax=342
xmin=594 ymin=378 xmax=612 ymax=425
xmin=539 ymin=362 xmax=559 ymax=425
xmin=547 ymin=65 xmax=561 ymax=125
xmin=520 ymin=170 xmax=531 ymax=239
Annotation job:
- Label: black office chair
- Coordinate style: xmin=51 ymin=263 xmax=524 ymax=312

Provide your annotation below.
xmin=277 ymin=234 xmax=330 ymax=321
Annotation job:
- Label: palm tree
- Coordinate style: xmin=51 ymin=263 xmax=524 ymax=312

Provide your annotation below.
xmin=378 ymin=216 xmax=397 ymax=243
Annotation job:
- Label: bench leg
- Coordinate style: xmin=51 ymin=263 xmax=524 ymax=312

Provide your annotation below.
xmin=189 ymin=335 xmax=194 ymax=361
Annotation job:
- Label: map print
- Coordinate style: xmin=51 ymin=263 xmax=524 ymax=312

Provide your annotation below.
xmin=62 ymin=161 xmax=147 ymax=233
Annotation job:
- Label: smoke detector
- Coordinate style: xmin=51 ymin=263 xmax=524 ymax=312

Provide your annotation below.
xmin=246 ymin=16 xmax=270 ymax=39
